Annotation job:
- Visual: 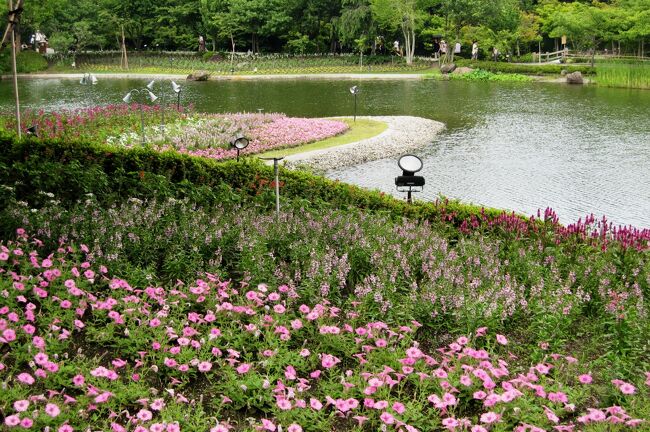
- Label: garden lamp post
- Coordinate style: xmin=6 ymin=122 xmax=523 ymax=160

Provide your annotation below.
xmin=171 ymin=81 xmax=182 ymax=110
xmin=259 ymin=156 xmax=285 ymax=220
xmin=394 ymin=154 xmax=425 ymax=204
xmin=230 ymin=134 xmax=249 ymax=162
xmin=349 ymin=85 xmax=360 ymax=122
xmin=123 ymin=88 xmax=158 ymax=144
xmin=147 ymin=79 xmax=166 ymax=133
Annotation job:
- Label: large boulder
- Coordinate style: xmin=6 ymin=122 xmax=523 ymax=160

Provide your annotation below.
xmin=566 ymin=71 xmax=584 ymax=84
xmin=187 ymin=70 xmax=210 ymax=81
xmin=440 ymin=63 xmax=457 ymax=74
xmin=452 ymin=66 xmax=474 ymax=75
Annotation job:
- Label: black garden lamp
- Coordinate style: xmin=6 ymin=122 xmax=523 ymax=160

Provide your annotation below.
xmin=349 ymin=85 xmax=360 ymax=122
xmin=394 ymin=154 xmax=425 ymax=204
xmin=230 ymin=134 xmax=250 ymax=162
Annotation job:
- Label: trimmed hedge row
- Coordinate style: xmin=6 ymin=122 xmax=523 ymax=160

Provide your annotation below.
xmin=0 ymin=134 xmax=508 ymax=227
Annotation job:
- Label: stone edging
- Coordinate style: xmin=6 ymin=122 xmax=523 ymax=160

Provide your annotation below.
xmin=281 ymin=116 xmax=445 ymax=171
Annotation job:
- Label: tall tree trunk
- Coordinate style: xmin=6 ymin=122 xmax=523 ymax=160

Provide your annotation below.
xmin=212 ymin=37 xmax=216 ymax=52
xmin=230 ymin=33 xmax=236 ymax=69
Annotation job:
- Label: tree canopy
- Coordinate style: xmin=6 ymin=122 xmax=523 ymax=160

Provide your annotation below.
xmin=16 ymin=0 xmax=650 ymax=57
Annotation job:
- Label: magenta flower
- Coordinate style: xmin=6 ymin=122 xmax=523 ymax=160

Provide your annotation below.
xmin=321 ymin=353 xmax=340 ymax=369
xmin=13 ymin=399 xmax=29 ymax=412
xmin=496 ymin=334 xmax=508 ymax=345
xmin=5 ymin=415 xmax=20 ymax=427
xmin=480 ymin=411 xmax=500 ymax=424
xmin=380 ymin=412 xmax=395 ymax=424
xmin=236 ymin=363 xmax=251 ymax=374
xmin=45 ymin=403 xmax=61 ymax=417
xmin=198 ymin=361 xmax=213 ymax=372
xmin=16 ymin=373 xmax=35 ymax=385
xmin=578 ymin=374 xmax=593 ymax=384
xmin=287 ymin=424 xmax=303 ymax=432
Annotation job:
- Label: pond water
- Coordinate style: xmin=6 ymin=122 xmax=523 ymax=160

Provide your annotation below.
xmin=1 ymin=77 xmax=649 ymax=227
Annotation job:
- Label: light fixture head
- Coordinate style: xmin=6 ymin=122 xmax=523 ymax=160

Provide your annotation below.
xmin=398 ymin=154 xmax=423 ymax=175
xmin=90 ymin=74 xmax=98 ymax=85
xmin=349 ymin=85 xmax=359 ymax=95
xmin=171 ymin=81 xmax=181 ymax=93
xmin=147 ymin=90 xmax=158 ymax=102
xmin=146 ymin=79 xmax=155 ymax=91
xmin=79 ymin=76 xmax=86 ymax=85
xmin=231 ymin=134 xmax=250 ymax=150
xmin=26 ymin=124 xmax=38 ymax=137
xmin=122 ymin=91 xmax=133 ymax=104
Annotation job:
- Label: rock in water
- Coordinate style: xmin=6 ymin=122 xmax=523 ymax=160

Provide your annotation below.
xmin=452 ymin=67 xmax=473 ymax=75
xmin=187 ymin=71 xmax=210 ymax=81
xmin=440 ymin=63 xmax=457 ymax=74
xmin=566 ymin=71 xmax=584 ymax=84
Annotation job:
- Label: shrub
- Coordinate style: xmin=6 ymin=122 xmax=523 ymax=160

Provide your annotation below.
xmin=455 ymin=59 xmax=595 ymax=75
xmin=0 ymin=49 xmax=48 ymax=73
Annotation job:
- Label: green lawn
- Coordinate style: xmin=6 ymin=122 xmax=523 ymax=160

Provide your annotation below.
xmin=257 ymin=117 xmax=388 ymax=158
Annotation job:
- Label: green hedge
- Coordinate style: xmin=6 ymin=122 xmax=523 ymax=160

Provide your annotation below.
xmin=0 ymin=134 xmax=509 ymax=227
xmin=0 ymin=50 xmax=49 ymax=74
xmin=456 ymin=59 xmax=595 ymax=75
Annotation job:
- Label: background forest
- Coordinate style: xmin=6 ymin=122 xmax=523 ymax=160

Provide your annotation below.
xmin=2 ymin=0 xmax=649 ymax=61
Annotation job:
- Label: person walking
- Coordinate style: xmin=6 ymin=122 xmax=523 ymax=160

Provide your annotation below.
xmin=198 ymin=35 xmax=206 ymax=53
xmin=492 ymin=46 xmax=499 ymax=62
xmin=440 ymin=40 xmax=447 ymax=60
xmin=433 ymin=39 xmax=440 ymax=59
xmin=472 ymin=41 xmax=479 ymax=60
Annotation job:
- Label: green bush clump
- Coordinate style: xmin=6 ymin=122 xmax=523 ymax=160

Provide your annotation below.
xmin=443 ymin=68 xmax=532 ymax=82
xmin=456 ymin=59 xmax=595 ymax=75
xmin=0 ymin=49 xmax=48 ymax=73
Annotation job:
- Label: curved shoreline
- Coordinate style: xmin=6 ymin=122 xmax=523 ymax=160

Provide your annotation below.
xmin=282 ymin=116 xmax=445 ymax=171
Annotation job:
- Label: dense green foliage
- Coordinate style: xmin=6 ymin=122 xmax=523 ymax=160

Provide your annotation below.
xmin=6 ymin=0 xmax=649 ymax=60
xmin=0 ymin=50 xmax=49 ymax=74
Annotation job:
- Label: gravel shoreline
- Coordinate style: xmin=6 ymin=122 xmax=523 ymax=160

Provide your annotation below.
xmin=282 ymin=116 xmax=445 ymax=171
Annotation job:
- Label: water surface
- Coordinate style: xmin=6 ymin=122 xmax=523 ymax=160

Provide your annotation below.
xmin=1 ymin=78 xmax=649 ymax=227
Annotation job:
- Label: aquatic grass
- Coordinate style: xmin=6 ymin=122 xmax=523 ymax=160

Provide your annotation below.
xmin=596 ymin=62 xmax=650 ymax=89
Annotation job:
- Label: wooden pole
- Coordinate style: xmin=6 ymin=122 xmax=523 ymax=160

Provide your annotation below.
xmin=121 ymin=25 xmax=128 ymax=70
xmin=9 ymin=0 xmax=21 ymax=139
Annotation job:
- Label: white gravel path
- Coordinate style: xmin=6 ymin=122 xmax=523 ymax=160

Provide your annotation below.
xmin=282 ymin=116 xmax=445 ymax=171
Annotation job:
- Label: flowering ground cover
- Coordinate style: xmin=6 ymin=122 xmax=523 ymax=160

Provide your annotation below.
xmin=113 ymin=113 xmax=350 ymax=160
xmin=0 ymin=128 xmax=649 ymax=430
xmin=0 ymin=107 xmax=348 ymax=160
xmin=1 ymin=230 xmax=648 ymax=431
xmin=2 ymin=105 xmax=188 ymax=144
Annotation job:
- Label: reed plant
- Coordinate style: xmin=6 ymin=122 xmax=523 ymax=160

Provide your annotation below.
xmin=596 ymin=61 xmax=650 ymax=89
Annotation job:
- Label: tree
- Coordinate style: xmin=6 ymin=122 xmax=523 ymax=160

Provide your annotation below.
xmin=370 ymin=0 xmax=426 ymax=64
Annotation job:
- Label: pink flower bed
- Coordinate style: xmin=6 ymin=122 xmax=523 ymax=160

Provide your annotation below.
xmin=0 ymin=231 xmax=648 ymax=431
xmin=161 ymin=113 xmax=349 ymax=159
